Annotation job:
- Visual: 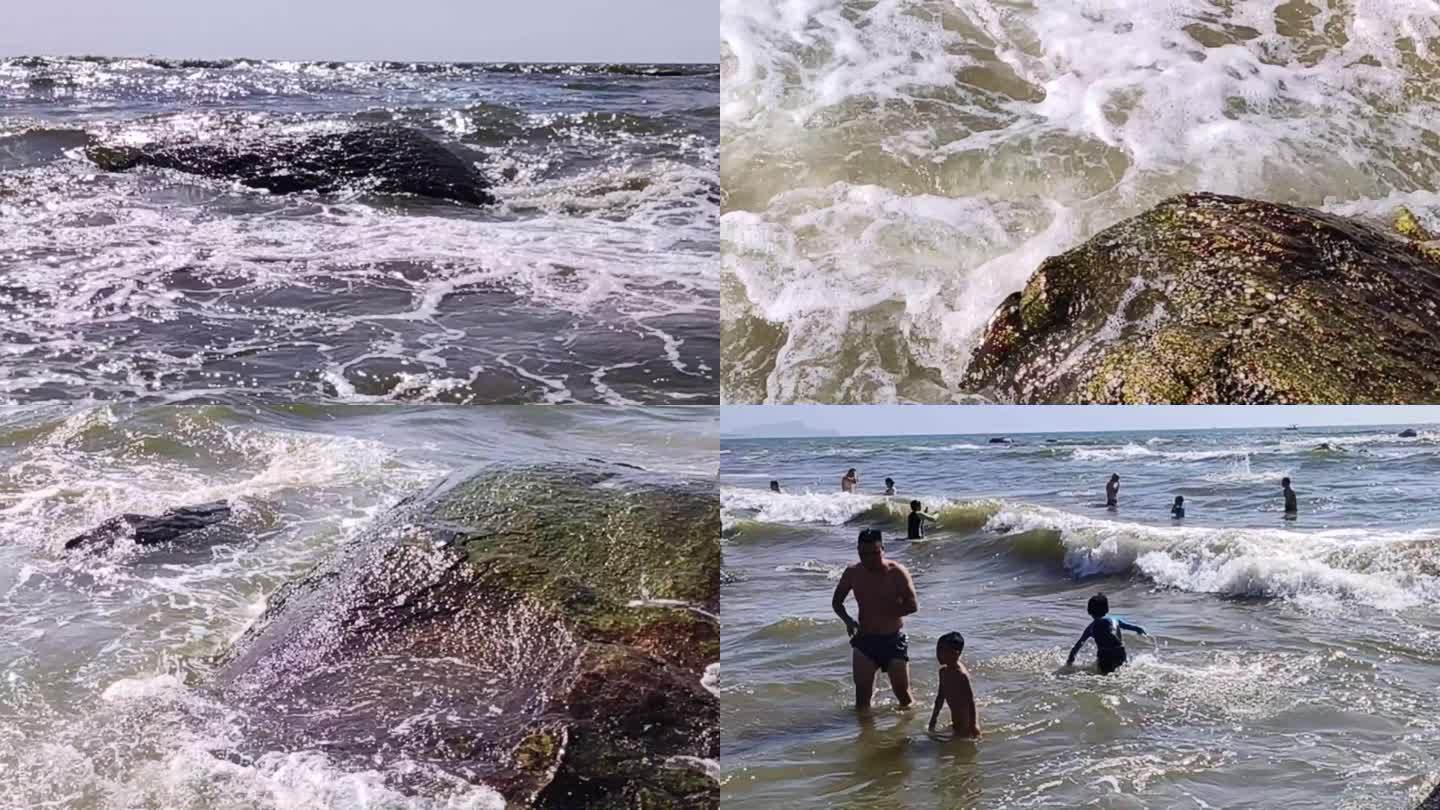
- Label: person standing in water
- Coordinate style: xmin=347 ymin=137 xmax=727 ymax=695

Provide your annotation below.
xmin=1105 ymin=473 xmax=1120 ymax=508
xmin=769 ymin=480 xmax=781 ymax=494
xmin=1282 ymin=477 xmax=1298 ymax=518
xmin=841 ymin=469 xmax=859 ymax=493
xmin=1066 ymin=592 xmax=1147 ymax=674
xmin=927 ymin=632 xmax=980 ymax=738
xmin=884 ymin=477 xmax=896 ymax=496
xmin=1171 ymin=496 xmax=1185 ymax=519
xmin=907 ymin=500 xmax=937 ymax=539
xmin=832 ymin=529 xmax=918 ymax=710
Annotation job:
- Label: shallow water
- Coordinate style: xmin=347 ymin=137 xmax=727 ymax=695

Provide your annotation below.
xmin=0 ymin=58 xmax=719 ymax=404
xmin=0 ymin=400 xmax=716 ymax=809
xmin=720 ymin=0 xmax=1440 ymax=402
xmin=721 ymin=425 xmax=1440 ymax=808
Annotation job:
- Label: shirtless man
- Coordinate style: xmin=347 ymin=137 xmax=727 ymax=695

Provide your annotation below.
xmin=1105 ymin=473 xmax=1120 ymax=508
xmin=1282 ymin=477 xmax=1298 ymax=518
xmin=832 ymin=529 xmax=919 ymax=709
xmin=841 ymin=468 xmax=859 ymax=493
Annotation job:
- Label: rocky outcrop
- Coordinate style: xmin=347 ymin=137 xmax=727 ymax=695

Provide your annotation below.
xmin=64 ymin=501 xmax=232 ymax=552
xmin=210 ymin=464 xmax=718 ymax=809
xmin=85 ymin=125 xmax=494 ymax=205
xmin=1419 ymin=780 xmax=1440 ymax=810
xmin=962 ymin=193 xmax=1440 ymax=403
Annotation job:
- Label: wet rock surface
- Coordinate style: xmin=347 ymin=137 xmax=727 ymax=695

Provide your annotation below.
xmin=209 ymin=464 xmax=719 ymax=809
xmin=63 ymin=501 xmax=232 ymax=552
xmin=85 ymin=125 xmax=494 ymax=205
xmin=962 ymin=193 xmax=1440 ymax=403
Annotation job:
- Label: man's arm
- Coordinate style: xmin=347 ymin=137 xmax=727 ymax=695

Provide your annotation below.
xmin=1066 ymin=624 xmax=1093 ymax=666
xmin=832 ymin=568 xmax=857 ymax=636
xmin=893 ymin=564 xmax=918 ymax=616
xmin=1117 ymin=618 xmax=1147 ymax=636
xmin=922 ymin=512 xmax=938 ymax=524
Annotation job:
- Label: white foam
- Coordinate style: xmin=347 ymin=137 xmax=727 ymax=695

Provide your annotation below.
xmin=987 ymin=504 xmax=1440 ymax=609
xmin=722 ymin=0 xmax=1440 ymax=401
xmin=721 ymin=486 xmax=887 ymax=525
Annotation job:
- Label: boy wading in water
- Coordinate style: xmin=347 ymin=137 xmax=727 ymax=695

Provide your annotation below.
xmin=832 ymin=529 xmax=919 ymax=710
xmin=907 ymin=500 xmax=937 ymax=540
xmin=1066 ymin=592 xmax=1147 ymax=674
xmin=928 ymin=632 xmax=980 ymax=738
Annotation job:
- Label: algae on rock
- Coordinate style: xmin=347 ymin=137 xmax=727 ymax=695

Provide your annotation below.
xmin=211 ymin=463 xmax=719 ymax=809
xmin=962 ymin=193 xmax=1440 ymax=403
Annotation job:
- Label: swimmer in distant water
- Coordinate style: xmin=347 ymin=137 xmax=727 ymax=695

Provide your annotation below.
xmin=884 ymin=477 xmax=896 ymax=496
xmin=1105 ymin=474 xmax=1120 ymax=508
xmin=928 ymin=632 xmax=980 ymax=738
xmin=841 ymin=469 xmax=858 ymax=493
xmin=832 ymin=529 xmax=918 ymax=710
xmin=907 ymin=500 xmax=937 ymax=540
xmin=1282 ymin=477 xmax=1297 ymax=518
xmin=1171 ymin=496 xmax=1185 ymax=519
xmin=770 ymin=480 xmax=781 ymax=493
xmin=1066 ymin=592 xmax=1147 ymax=675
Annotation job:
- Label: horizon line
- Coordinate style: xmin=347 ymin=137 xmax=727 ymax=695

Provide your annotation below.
xmin=721 ymin=421 xmax=1437 ymax=440
xmin=1 ymin=52 xmax=719 ymax=66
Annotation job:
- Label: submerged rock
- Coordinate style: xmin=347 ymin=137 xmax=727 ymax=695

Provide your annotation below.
xmin=988 ymin=437 xmax=1011 ymax=444
xmin=1399 ymin=428 xmax=1419 ymax=438
xmin=85 ymin=125 xmax=494 ymax=205
xmin=211 ymin=464 xmax=719 ymax=809
xmin=64 ymin=501 xmax=232 ymax=552
xmin=962 ymin=193 xmax=1440 ymax=403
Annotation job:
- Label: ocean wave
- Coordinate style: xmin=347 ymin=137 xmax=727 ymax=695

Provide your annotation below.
xmin=721 ymin=487 xmax=1000 ymax=532
xmin=1071 ymin=444 xmax=1254 ymax=463
xmin=721 ymin=0 xmax=1440 ymax=402
xmin=985 ymin=505 xmax=1440 ymax=610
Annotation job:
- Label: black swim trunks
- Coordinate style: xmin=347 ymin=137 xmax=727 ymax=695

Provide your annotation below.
xmin=1097 ymin=646 xmax=1127 ymax=674
xmin=851 ymin=632 xmax=909 ymax=671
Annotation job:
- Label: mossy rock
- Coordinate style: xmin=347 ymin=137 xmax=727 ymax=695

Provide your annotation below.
xmin=962 ymin=193 xmax=1440 ymax=403
xmin=211 ymin=463 xmax=718 ymax=809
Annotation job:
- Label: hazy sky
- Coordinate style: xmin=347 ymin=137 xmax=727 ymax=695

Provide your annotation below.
xmin=723 ymin=405 xmax=1440 ymax=437
xmin=0 ymin=0 xmax=716 ymax=63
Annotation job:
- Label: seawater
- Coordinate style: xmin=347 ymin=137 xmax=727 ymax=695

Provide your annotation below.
xmin=0 ymin=58 xmax=719 ymax=405
xmin=721 ymin=0 xmax=1440 ymax=401
xmin=0 ymin=400 xmax=716 ymax=809
xmin=721 ymin=425 xmax=1440 ymax=807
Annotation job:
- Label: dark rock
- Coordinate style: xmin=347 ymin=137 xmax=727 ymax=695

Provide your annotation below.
xmin=64 ymin=501 xmax=232 ymax=552
xmin=989 ymin=437 xmax=1011 ymax=444
xmin=1399 ymin=428 xmax=1419 ymax=437
xmin=1419 ymin=780 xmax=1440 ymax=810
xmin=85 ymin=125 xmax=494 ymax=205
xmin=210 ymin=464 xmax=718 ymax=809
xmin=962 ymin=193 xmax=1440 ymax=403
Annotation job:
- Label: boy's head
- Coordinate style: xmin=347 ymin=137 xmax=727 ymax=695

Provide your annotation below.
xmin=885 ymin=477 xmax=894 ymax=487
xmin=857 ymin=529 xmax=885 ymax=570
xmin=909 ymin=499 xmax=922 ymax=512
xmin=1174 ymin=495 xmax=1184 ymax=505
xmin=1087 ymin=591 xmax=1109 ymax=619
xmin=1110 ymin=473 xmax=1120 ymax=482
xmin=847 ymin=468 xmax=856 ymax=476
xmin=1282 ymin=477 xmax=1292 ymax=488
xmin=769 ymin=480 xmax=780 ymax=492
xmin=936 ymin=631 xmax=965 ymax=664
